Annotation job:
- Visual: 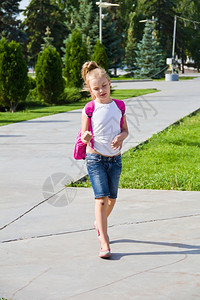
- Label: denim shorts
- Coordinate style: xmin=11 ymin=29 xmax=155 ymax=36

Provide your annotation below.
xmin=86 ymin=153 xmax=122 ymax=199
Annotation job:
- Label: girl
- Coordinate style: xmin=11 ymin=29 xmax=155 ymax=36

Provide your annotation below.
xmin=81 ymin=61 xmax=128 ymax=259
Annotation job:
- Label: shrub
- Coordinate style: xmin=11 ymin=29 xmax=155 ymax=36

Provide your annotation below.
xmin=91 ymin=40 xmax=108 ymax=72
xmin=60 ymin=87 xmax=82 ymax=104
xmin=35 ymin=47 xmax=64 ymax=104
xmin=64 ymin=30 xmax=88 ymax=88
xmin=0 ymin=38 xmax=29 ymax=112
xmin=28 ymin=76 xmax=36 ymax=89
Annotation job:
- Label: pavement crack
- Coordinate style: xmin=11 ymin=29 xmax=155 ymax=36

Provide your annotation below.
xmin=1 ymin=213 xmax=199 ymax=243
xmin=68 ymin=255 xmax=187 ymax=298
xmin=10 ymin=267 xmax=51 ymax=300
xmin=0 ymin=187 xmax=66 ymax=231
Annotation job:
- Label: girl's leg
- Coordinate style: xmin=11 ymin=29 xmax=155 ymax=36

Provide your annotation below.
xmin=106 ymin=198 xmax=116 ymax=217
xmin=95 ymin=196 xmax=110 ymax=250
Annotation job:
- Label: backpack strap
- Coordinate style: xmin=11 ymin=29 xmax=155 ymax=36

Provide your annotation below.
xmin=84 ymin=100 xmax=95 ymax=148
xmin=113 ymin=99 xmax=125 ymax=130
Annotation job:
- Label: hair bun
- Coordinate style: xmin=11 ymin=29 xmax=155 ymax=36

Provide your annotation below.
xmin=81 ymin=61 xmax=99 ymax=81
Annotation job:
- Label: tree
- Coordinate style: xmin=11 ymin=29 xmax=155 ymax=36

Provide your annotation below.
xmin=123 ymin=12 xmax=137 ymax=75
xmin=137 ymin=0 xmax=177 ymax=56
xmin=64 ymin=0 xmax=99 ymax=57
xmin=102 ymin=15 xmax=124 ymax=74
xmin=0 ymin=39 xmax=29 ymax=112
xmin=91 ymin=40 xmax=108 ymax=72
xmin=64 ymin=30 xmax=88 ymax=88
xmin=23 ymin=0 xmax=68 ymax=64
xmin=0 ymin=0 xmax=24 ymax=42
xmin=35 ymin=47 xmax=64 ymax=104
xmin=134 ymin=22 xmax=165 ymax=79
xmin=41 ymin=26 xmax=54 ymax=52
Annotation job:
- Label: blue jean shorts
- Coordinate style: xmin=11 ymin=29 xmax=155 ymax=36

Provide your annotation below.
xmin=86 ymin=153 xmax=122 ymax=199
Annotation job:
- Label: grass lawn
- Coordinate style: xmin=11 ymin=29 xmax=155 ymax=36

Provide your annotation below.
xmin=0 ymin=89 xmax=158 ymax=126
xmin=111 ymin=75 xmax=197 ymax=81
xmin=72 ymin=110 xmax=200 ymax=191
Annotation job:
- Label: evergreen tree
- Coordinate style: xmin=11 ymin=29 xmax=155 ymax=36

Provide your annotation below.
xmin=123 ymin=12 xmax=137 ymax=75
xmin=64 ymin=0 xmax=99 ymax=57
xmin=134 ymin=22 xmax=165 ymax=79
xmin=91 ymin=40 xmax=108 ymax=72
xmin=137 ymin=0 xmax=176 ymax=56
xmin=35 ymin=47 xmax=64 ymax=104
xmin=41 ymin=27 xmax=54 ymax=51
xmin=23 ymin=0 xmax=68 ymax=65
xmin=102 ymin=16 xmax=123 ymax=75
xmin=64 ymin=30 xmax=88 ymax=88
xmin=0 ymin=38 xmax=29 ymax=112
xmin=0 ymin=0 xmax=23 ymax=41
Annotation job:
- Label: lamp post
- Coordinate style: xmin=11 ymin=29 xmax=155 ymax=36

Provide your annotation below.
xmin=96 ymin=1 xmax=119 ymax=43
xmin=172 ymin=15 xmax=177 ymax=74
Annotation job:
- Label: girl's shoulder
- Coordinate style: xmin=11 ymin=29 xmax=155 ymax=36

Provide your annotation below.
xmin=112 ymin=99 xmax=125 ymax=114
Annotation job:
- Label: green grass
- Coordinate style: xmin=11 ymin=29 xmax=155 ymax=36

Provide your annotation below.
xmin=0 ymin=89 xmax=158 ymax=126
xmin=111 ymin=75 xmax=197 ymax=81
xmin=72 ymin=110 xmax=200 ymax=191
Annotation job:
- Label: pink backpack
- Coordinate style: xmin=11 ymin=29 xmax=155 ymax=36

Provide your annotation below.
xmin=73 ymin=99 xmax=125 ymax=160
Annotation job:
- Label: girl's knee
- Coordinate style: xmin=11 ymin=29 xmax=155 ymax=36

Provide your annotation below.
xmin=96 ymin=196 xmax=108 ymax=206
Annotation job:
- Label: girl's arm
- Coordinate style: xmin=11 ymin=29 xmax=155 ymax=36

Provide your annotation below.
xmin=81 ymin=113 xmax=93 ymax=144
xmin=111 ymin=115 xmax=129 ymax=151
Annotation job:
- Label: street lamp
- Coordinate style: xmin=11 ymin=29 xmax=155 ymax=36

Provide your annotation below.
xmin=96 ymin=1 xmax=119 ymax=43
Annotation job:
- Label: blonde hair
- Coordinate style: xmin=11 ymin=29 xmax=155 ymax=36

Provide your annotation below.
xmin=81 ymin=61 xmax=110 ymax=93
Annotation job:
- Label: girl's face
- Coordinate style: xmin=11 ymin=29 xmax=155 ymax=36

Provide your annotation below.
xmin=89 ymin=75 xmax=110 ymax=101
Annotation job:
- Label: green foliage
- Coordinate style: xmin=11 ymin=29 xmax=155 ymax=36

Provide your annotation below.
xmin=134 ymin=22 xmax=165 ymax=79
xmin=0 ymin=0 xmax=24 ymax=42
xmin=35 ymin=47 xmax=64 ymax=104
xmin=23 ymin=0 xmax=67 ymax=64
xmin=123 ymin=12 xmax=137 ymax=75
xmin=60 ymin=87 xmax=82 ymax=104
xmin=0 ymin=39 xmax=29 ymax=112
xmin=137 ymin=0 xmax=177 ymax=56
xmin=64 ymin=30 xmax=88 ymax=88
xmin=28 ymin=76 xmax=36 ymax=90
xmin=65 ymin=0 xmax=99 ymax=57
xmin=91 ymin=40 xmax=108 ymax=72
xmin=102 ymin=15 xmax=124 ymax=73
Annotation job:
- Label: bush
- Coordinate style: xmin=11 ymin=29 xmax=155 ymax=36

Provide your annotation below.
xmin=91 ymin=40 xmax=108 ymax=72
xmin=64 ymin=30 xmax=88 ymax=88
xmin=35 ymin=47 xmax=64 ymax=104
xmin=0 ymin=39 xmax=29 ymax=112
xmin=59 ymin=87 xmax=82 ymax=104
xmin=28 ymin=76 xmax=36 ymax=89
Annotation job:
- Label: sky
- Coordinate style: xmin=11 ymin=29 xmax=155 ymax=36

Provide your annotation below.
xmin=19 ymin=0 xmax=31 ymax=20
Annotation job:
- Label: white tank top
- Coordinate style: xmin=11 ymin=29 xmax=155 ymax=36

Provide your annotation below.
xmin=83 ymin=100 xmax=122 ymax=156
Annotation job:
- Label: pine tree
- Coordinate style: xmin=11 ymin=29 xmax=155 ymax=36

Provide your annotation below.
xmin=0 ymin=0 xmax=23 ymax=41
xmin=134 ymin=22 xmax=165 ymax=79
xmin=23 ymin=0 xmax=67 ymax=65
xmin=64 ymin=30 xmax=88 ymax=88
xmin=64 ymin=0 xmax=99 ymax=57
xmin=35 ymin=47 xmax=64 ymax=104
xmin=0 ymin=38 xmax=29 ymax=112
xmin=41 ymin=27 xmax=54 ymax=51
xmin=91 ymin=40 xmax=108 ymax=72
xmin=123 ymin=12 xmax=137 ymax=75
xmin=102 ymin=16 xmax=123 ymax=75
xmin=137 ymin=0 xmax=177 ymax=56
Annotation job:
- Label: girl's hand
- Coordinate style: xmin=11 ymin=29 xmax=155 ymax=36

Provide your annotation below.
xmin=81 ymin=131 xmax=93 ymax=144
xmin=111 ymin=135 xmax=123 ymax=151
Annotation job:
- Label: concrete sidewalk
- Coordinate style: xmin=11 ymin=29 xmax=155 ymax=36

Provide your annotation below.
xmin=1 ymin=189 xmax=200 ymax=299
xmin=0 ymin=77 xmax=200 ymax=299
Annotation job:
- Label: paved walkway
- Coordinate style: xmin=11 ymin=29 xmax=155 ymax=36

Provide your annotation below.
xmin=0 ymin=77 xmax=200 ymax=299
